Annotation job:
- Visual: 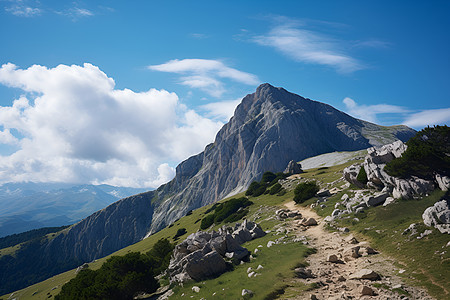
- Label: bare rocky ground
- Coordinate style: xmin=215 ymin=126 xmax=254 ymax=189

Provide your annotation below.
xmin=282 ymin=201 xmax=434 ymax=300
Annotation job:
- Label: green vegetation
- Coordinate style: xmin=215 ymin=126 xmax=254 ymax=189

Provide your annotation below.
xmin=246 ymin=172 xmax=288 ymax=197
xmin=0 ymin=225 xmax=70 ymax=250
xmin=356 ymin=166 xmax=368 ymax=185
xmin=200 ymin=197 xmax=253 ymax=230
xmin=55 ymin=239 xmax=173 ymax=300
xmin=173 ymin=228 xmax=187 ymax=240
xmin=385 ymin=125 xmax=450 ymax=180
xmin=293 ymin=181 xmax=319 ymax=204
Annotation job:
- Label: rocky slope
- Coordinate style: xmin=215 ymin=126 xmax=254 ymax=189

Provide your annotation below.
xmin=149 ymin=83 xmax=415 ymax=233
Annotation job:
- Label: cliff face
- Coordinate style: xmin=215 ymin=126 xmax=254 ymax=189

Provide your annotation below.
xmin=46 ymin=191 xmax=155 ymax=262
xmin=149 ymin=83 xmax=415 ymax=233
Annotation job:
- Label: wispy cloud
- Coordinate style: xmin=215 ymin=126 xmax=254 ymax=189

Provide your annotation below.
xmin=199 ymin=98 xmax=241 ymax=122
xmin=343 ymin=97 xmax=450 ymax=128
xmin=149 ymin=59 xmax=259 ymax=97
xmin=5 ymin=0 xmax=41 ymax=17
xmin=343 ymin=97 xmax=409 ymax=123
xmin=403 ymin=108 xmax=450 ymax=127
xmin=56 ymin=6 xmax=94 ymax=20
xmin=253 ymin=18 xmax=364 ymax=73
xmin=190 ymin=33 xmax=209 ymax=39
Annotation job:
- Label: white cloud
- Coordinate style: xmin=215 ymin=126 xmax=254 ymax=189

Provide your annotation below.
xmin=343 ymin=97 xmax=409 ymax=123
xmin=403 ymin=108 xmax=450 ymax=128
xmin=0 ymin=63 xmax=223 ymax=188
xmin=199 ymin=98 xmax=241 ymax=122
xmin=5 ymin=1 xmax=41 ymax=17
xmin=253 ymin=21 xmax=363 ymax=73
xmin=149 ymin=59 xmax=259 ymax=97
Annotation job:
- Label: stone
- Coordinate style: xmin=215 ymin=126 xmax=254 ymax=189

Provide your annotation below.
xmin=75 ymin=263 xmax=89 ymax=274
xmin=294 ymin=267 xmax=314 ymax=279
xmin=327 ymin=254 xmax=340 ymax=263
xmin=343 ymin=246 xmax=360 ymax=259
xmin=349 ymin=269 xmax=380 ymax=281
xmin=383 ymin=197 xmax=396 ymax=206
xmin=360 ymin=285 xmax=375 ymax=296
xmin=192 ymin=286 xmax=200 ymax=293
xmin=284 ymin=160 xmax=303 ymax=174
xmin=436 ymin=174 xmax=450 ymax=191
xmin=248 ymin=271 xmax=255 ymax=278
xmin=422 ymin=198 xmax=450 ymax=234
xmin=363 ymin=192 xmax=389 ymax=207
xmin=242 ymin=289 xmax=253 ymax=297
xmin=344 ymin=235 xmax=358 ymax=244
xmin=303 ymin=218 xmax=318 ymax=226
xmin=256 ymin=264 xmax=263 ymax=270
xmin=267 ymin=241 xmax=275 ymax=248
xmin=316 ymin=188 xmax=331 ymax=197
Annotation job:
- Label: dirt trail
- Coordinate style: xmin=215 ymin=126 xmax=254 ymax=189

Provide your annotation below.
xmin=282 ymin=201 xmax=434 ymax=300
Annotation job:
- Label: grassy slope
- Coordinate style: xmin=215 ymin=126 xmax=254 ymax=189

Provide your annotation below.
xmin=4 ymin=158 xmax=450 ymax=299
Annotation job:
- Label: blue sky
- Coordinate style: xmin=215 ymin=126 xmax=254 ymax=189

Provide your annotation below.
xmin=0 ymin=0 xmax=449 ymax=187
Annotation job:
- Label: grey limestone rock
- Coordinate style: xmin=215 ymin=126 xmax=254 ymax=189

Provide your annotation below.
xmin=422 ymin=196 xmax=450 ymax=234
xmin=284 ymin=160 xmax=303 ymax=174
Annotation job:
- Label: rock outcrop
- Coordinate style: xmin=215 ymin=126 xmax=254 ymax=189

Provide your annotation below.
xmin=284 ymin=160 xmax=303 ymax=174
xmin=422 ymin=193 xmax=450 ymax=234
xmin=168 ymin=221 xmax=265 ymax=283
xmin=344 ymin=141 xmax=434 ymax=200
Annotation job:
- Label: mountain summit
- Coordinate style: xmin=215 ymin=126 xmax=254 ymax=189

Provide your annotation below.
xmin=150 ymin=83 xmax=415 ymax=233
xmin=0 ymin=84 xmax=416 ymax=294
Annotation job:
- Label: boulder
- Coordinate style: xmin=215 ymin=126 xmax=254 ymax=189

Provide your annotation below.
xmin=360 ymin=285 xmax=375 ymax=296
xmin=343 ymin=246 xmax=360 ymax=259
xmin=316 ymin=188 xmax=331 ymax=197
xmin=242 ymin=289 xmax=254 ymax=297
xmin=422 ymin=197 xmax=450 ymax=234
xmin=284 ymin=160 xmax=303 ymax=174
xmin=192 ymin=286 xmax=200 ymax=293
xmin=327 ymin=254 xmax=340 ymax=263
xmin=349 ymin=269 xmax=380 ymax=281
xmin=294 ymin=267 xmax=314 ymax=279
xmin=343 ymin=164 xmax=365 ymax=188
xmin=302 ymin=218 xmax=317 ymax=226
xmin=363 ymin=191 xmax=389 ymax=207
xmin=436 ymin=174 xmax=450 ymax=191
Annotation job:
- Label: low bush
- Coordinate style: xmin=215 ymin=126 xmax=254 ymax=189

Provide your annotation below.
xmin=200 ymin=197 xmax=253 ymax=229
xmin=293 ymin=181 xmax=319 ymax=204
xmin=173 ymin=228 xmax=187 ymax=240
xmin=384 ymin=125 xmax=450 ymax=180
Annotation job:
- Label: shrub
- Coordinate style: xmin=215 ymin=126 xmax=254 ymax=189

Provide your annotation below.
xmin=356 ymin=166 xmax=368 ymax=185
xmin=56 ymin=239 xmax=174 ymax=300
xmin=245 ymin=181 xmax=261 ymax=196
xmin=200 ymin=214 xmax=215 ymax=230
xmin=173 ymin=228 xmax=187 ymax=240
xmin=269 ymin=183 xmax=282 ymax=195
xmin=200 ymin=197 xmax=253 ymax=229
xmin=261 ymin=171 xmax=277 ymax=183
xmin=384 ymin=125 xmax=450 ymax=180
xmin=293 ymin=181 xmax=319 ymax=204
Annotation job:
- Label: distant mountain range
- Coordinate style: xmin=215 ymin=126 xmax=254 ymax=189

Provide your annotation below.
xmin=0 ymin=182 xmax=149 ymax=237
xmin=0 ymin=83 xmax=417 ymax=295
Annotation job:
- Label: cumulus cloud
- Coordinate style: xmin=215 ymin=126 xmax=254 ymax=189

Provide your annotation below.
xmin=343 ymin=97 xmax=409 ymax=123
xmin=403 ymin=108 xmax=450 ymax=128
xmin=199 ymin=98 xmax=241 ymax=122
xmin=149 ymin=59 xmax=259 ymax=97
xmin=253 ymin=20 xmax=363 ymax=73
xmin=0 ymin=63 xmax=223 ymax=187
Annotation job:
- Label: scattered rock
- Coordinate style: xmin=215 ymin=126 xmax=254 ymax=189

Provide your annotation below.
xmin=422 ymin=197 xmax=450 ymax=234
xmin=327 ymin=254 xmax=340 ymax=263
xmin=383 ymin=197 xmax=396 ymax=206
xmin=241 ymin=289 xmax=254 ymax=297
xmin=360 ymin=285 xmax=375 ymax=296
xmin=302 ymin=218 xmax=318 ymax=226
xmin=256 ymin=264 xmax=263 ymax=270
xmin=267 ymin=241 xmax=275 ymax=248
xmin=75 ymin=263 xmax=89 ymax=274
xmin=349 ymin=269 xmax=380 ymax=281
xmin=316 ymin=188 xmax=331 ymax=197
xmin=294 ymin=267 xmax=314 ymax=279
xmin=192 ymin=286 xmax=200 ymax=293
xmin=436 ymin=174 xmax=450 ymax=191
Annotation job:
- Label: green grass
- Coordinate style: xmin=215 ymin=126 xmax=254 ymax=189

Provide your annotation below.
xmin=169 ymin=233 xmax=312 ymax=300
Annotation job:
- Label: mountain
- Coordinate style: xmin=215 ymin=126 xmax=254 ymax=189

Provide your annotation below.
xmin=0 ymin=84 xmax=416 ymax=295
xmin=149 ymin=83 xmax=415 ymax=233
xmin=0 ymin=182 xmax=149 ymax=237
